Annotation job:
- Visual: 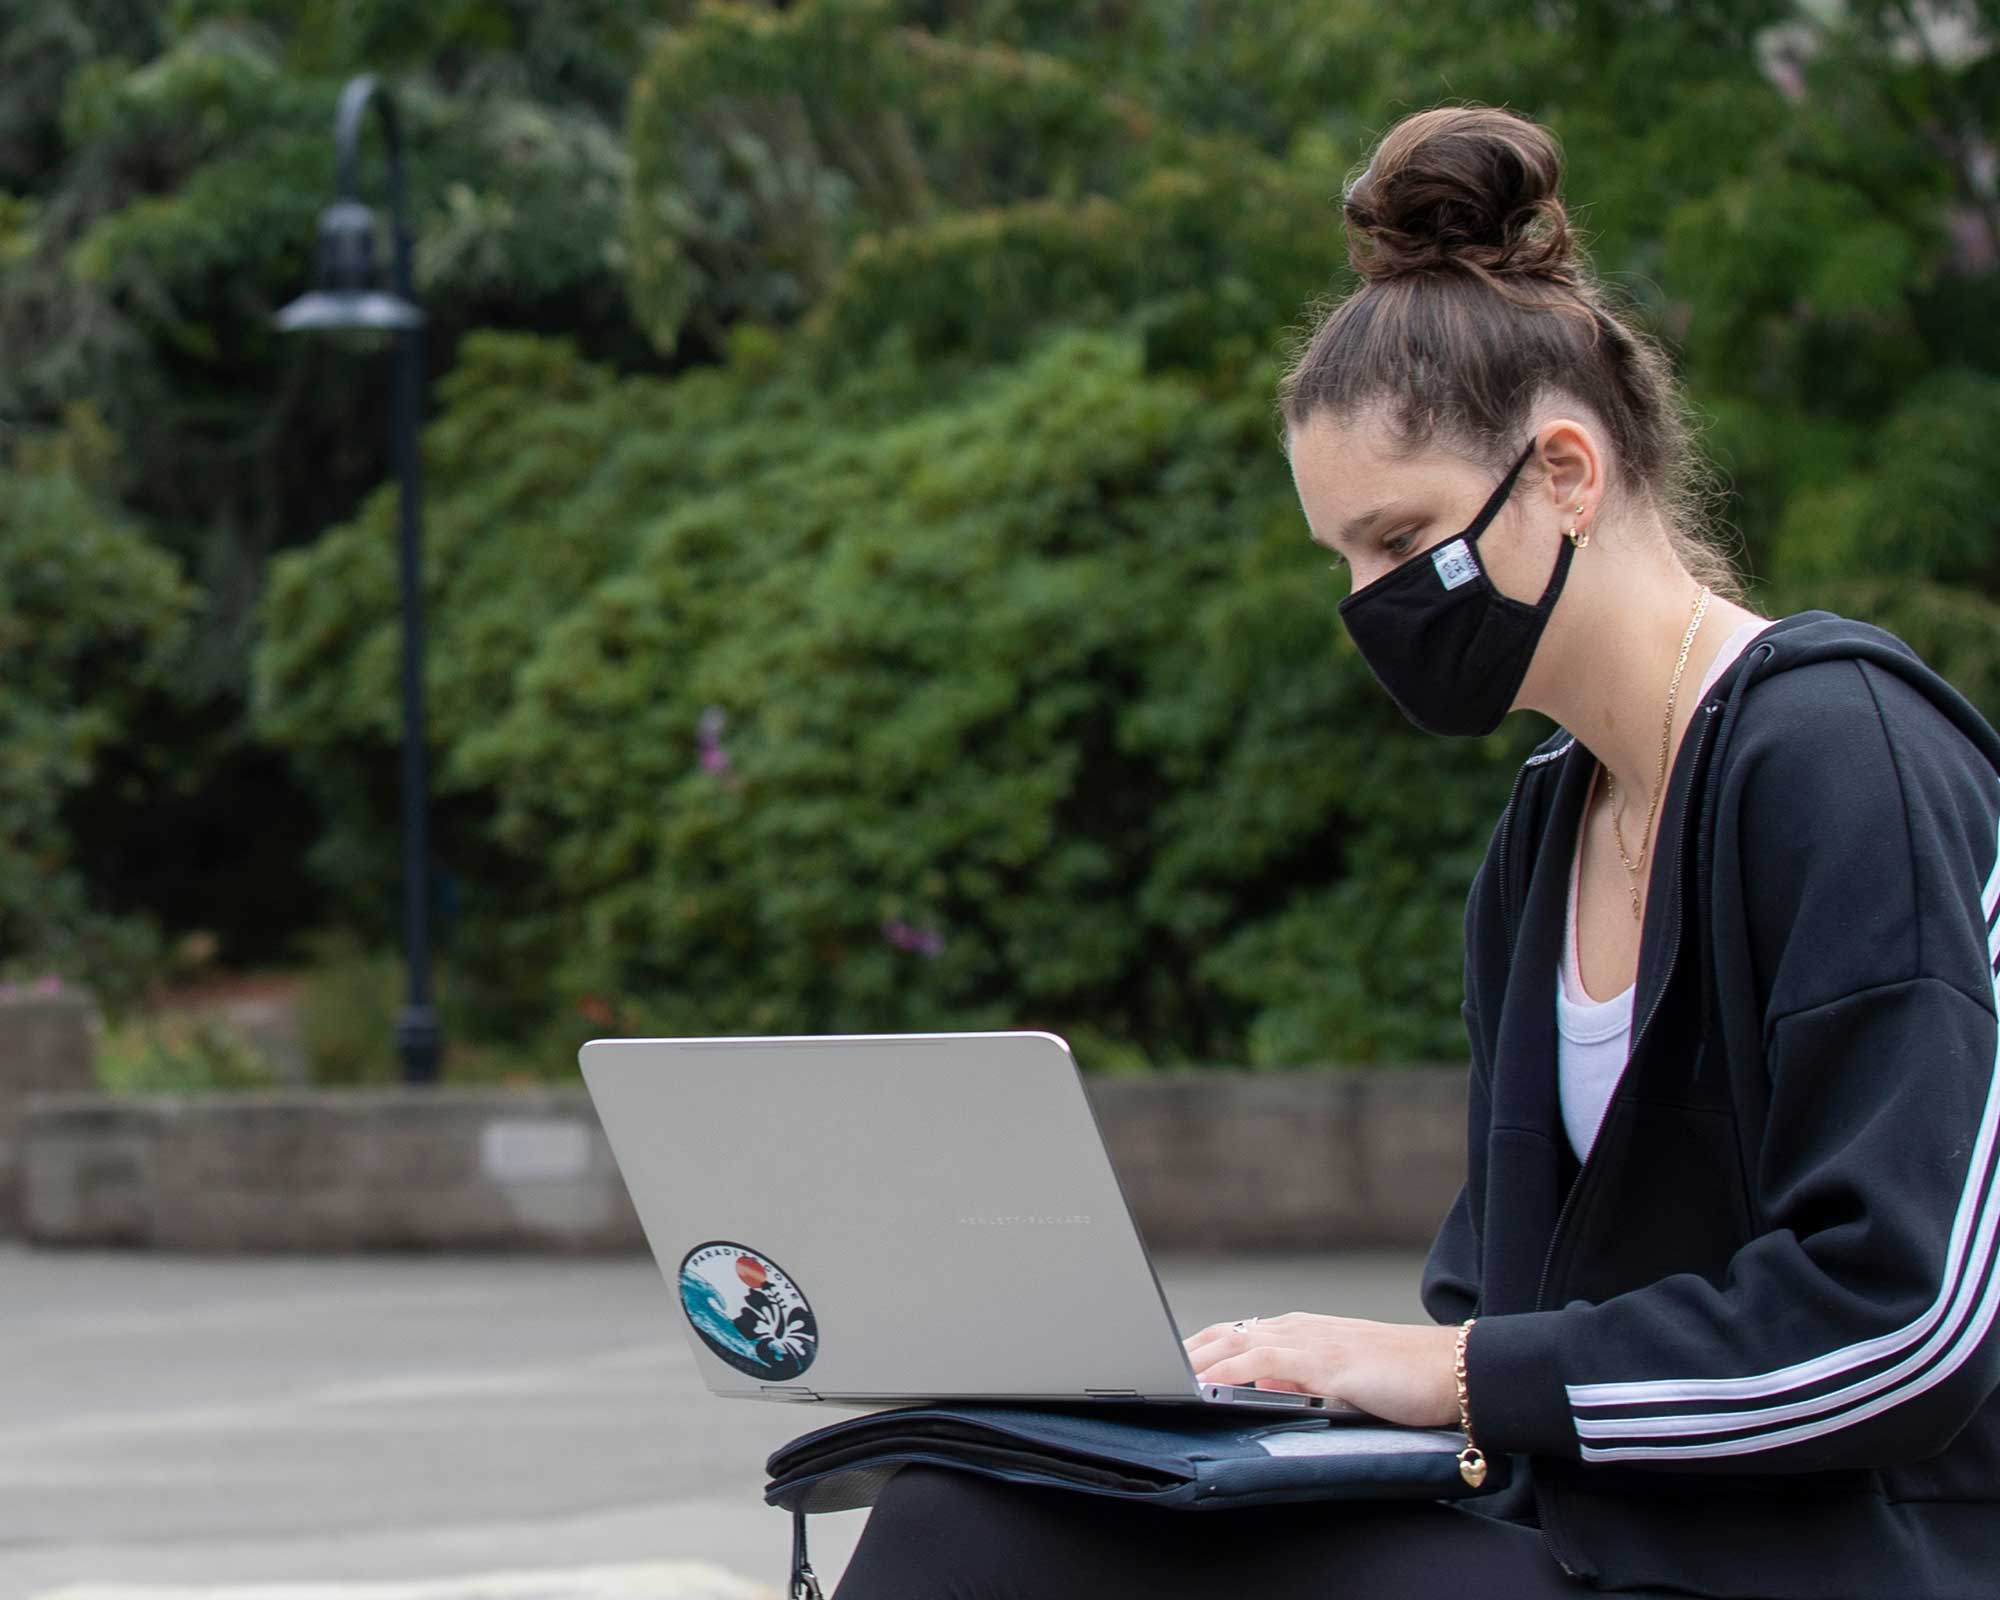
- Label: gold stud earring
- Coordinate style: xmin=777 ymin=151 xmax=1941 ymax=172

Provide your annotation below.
xmin=1563 ymin=502 xmax=1588 ymax=549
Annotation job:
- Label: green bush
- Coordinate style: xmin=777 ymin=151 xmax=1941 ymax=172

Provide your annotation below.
xmin=95 ymin=1013 xmax=282 ymax=1095
xmin=256 ymin=321 xmax=1536 ymax=1069
xmin=252 ymin=1 xmax=2000 ymax=1070
xmin=31 ymin=0 xmax=2000 ymax=1070
xmin=293 ymin=926 xmax=571 ymax=1085
xmin=0 ymin=449 xmax=194 ymax=1011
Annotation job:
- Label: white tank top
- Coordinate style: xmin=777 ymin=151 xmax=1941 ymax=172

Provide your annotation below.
xmin=1556 ymin=616 xmax=1768 ymax=1161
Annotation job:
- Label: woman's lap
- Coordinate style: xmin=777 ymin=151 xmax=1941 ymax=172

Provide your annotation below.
xmin=830 ymin=1464 xmax=1687 ymax=1599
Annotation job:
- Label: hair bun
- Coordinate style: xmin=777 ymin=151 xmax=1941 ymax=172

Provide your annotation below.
xmin=1342 ymin=105 xmax=1576 ymax=286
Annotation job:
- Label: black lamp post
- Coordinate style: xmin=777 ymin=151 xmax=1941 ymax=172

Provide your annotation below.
xmin=277 ymin=74 xmax=440 ymax=1086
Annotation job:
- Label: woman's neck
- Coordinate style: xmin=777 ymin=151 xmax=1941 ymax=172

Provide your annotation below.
xmin=1521 ymin=543 xmax=1766 ymax=847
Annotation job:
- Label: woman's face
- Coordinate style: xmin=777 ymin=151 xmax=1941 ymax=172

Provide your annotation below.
xmin=1286 ymin=409 xmax=1557 ymax=608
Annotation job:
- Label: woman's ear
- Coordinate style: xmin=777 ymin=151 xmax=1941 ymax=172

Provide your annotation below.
xmin=1532 ymin=418 xmax=1604 ymax=530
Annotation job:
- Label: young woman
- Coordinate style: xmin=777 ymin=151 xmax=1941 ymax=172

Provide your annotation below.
xmin=829 ymin=105 xmax=2000 ymax=1599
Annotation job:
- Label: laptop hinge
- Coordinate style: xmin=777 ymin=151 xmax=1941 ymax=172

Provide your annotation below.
xmin=760 ymin=1385 xmax=823 ymax=1400
xmin=1082 ymin=1388 xmax=1143 ymax=1399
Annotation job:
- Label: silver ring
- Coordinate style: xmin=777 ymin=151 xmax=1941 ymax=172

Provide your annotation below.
xmin=1231 ymin=1316 xmax=1260 ymax=1332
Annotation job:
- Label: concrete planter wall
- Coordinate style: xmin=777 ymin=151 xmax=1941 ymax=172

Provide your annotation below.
xmin=0 ymin=992 xmax=98 ymax=1233
xmin=1086 ymin=1066 xmax=1470 ymax=1251
xmin=20 ymin=1067 xmax=1469 ymax=1253
xmin=22 ymin=1088 xmax=638 ymax=1251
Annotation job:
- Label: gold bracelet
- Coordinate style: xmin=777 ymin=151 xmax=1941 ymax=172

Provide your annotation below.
xmin=1454 ymin=1317 xmax=1488 ymax=1487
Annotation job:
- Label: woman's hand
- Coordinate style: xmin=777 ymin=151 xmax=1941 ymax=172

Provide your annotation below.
xmin=1182 ymin=1313 xmax=1461 ymax=1428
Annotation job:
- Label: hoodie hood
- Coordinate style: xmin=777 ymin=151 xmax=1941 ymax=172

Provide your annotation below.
xmin=1703 ymin=607 xmax=2000 ymax=791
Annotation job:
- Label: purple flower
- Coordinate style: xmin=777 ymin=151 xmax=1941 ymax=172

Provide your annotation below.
xmin=697 ymin=705 xmax=739 ymax=784
xmin=881 ymin=918 xmax=945 ymax=959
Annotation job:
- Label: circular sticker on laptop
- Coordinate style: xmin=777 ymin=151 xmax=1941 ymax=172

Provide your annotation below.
xmin=677 ymin=1240 xmax=819 ymax=1380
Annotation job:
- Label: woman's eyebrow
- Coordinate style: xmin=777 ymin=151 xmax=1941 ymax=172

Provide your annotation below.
xmin=1314 ymin=504 xmax=1404 ymax=551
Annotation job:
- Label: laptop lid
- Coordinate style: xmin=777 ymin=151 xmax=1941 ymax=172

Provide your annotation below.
xmin=578 ymin=1030 xmax=1210 ymax=1407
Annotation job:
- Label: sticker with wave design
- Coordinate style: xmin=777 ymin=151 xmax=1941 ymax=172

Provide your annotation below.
xmin=677 ymin=1240 xmax=819 ymax=1380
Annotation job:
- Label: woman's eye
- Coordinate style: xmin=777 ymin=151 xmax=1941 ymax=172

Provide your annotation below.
xmin=1326 ymin=529 xmax=1420 ymax=571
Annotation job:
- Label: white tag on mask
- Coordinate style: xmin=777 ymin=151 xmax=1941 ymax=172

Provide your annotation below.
xmin=1432 ymin=539 xmax=1478 ymax=591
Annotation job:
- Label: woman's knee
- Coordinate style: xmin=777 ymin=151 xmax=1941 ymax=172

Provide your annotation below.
xmin=865 ymin=1463 xmax=992 ymax=1528
xmin=860 ymin=1461 xmax=1068 ymax=1543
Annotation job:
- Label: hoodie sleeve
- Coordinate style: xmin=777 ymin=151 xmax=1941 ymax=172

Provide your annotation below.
xmin=1462 ymin=659 xmax=2000 ymax=1473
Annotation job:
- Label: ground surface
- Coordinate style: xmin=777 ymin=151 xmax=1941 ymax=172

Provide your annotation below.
xmin=2 ymin=1244 xmax=1427 ymax=1600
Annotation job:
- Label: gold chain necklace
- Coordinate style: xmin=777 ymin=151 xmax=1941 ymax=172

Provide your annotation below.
xmin=1605 ymin=586 xmax=1711 ymax=922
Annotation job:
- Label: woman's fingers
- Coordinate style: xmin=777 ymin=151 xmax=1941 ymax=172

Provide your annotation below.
xmin=1184 ymin=1315 xmax=1303 ymax=1375
xmin=1183 ymin=1327 xmax=1253 ymax=1370
xmin=1186 ymin=1315 xmax=1459 ymax=1424
xmin=1193 ymin=1343 xmax=1311 ymax=1388
xmin=1182 ymin=1311 xmax=1303 ymax=1363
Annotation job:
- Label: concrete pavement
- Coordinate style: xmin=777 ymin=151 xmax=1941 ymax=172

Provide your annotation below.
xmin=1 ymin=1244 xmax=1428 ymax=1600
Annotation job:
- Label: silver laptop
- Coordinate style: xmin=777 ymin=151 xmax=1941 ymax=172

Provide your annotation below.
xmin=578 ymin=1029 xmax=1355 ymax=1414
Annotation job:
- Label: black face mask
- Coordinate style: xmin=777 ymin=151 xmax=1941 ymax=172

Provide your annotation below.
xmin=1334 ymin=439 xmax=1570 ymax=738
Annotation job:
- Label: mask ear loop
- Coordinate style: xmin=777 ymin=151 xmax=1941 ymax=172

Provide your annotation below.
xmin=1526 ymin=504 xmax=1580 ymax=610
xmin=1464 ymin=439 xmax=1542 ymax=550
xmin=1464 ymin=438 xmax=1567 ymax=616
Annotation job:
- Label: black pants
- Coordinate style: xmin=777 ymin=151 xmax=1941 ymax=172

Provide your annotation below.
xmin=831 ymin=1464 xmax=1695 ymax=1599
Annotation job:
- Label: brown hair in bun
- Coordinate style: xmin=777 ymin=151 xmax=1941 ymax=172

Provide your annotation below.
xmin=1279 ymin=103 xmax=1743 ymax=601
xmin=1342 ymin=105 xmax=1575 ymax=294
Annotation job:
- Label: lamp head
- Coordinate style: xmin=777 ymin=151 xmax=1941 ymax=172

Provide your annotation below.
xmin=275 ymin=199 xmax=422 ymax=332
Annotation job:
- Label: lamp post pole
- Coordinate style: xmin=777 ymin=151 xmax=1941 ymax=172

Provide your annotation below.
xmin=373 ymin=84 xmax=442 ymax=1088
xmin=277 ymin=74 xmax=440 ymax=1085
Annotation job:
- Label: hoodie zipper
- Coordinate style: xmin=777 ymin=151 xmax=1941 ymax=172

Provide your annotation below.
xmin=1530 ymin=699 xmax=1720 ymax=1578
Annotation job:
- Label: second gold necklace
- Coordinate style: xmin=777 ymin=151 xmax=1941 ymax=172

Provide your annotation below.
xmin=1605 ymin=586 xmax=1711 ymax=922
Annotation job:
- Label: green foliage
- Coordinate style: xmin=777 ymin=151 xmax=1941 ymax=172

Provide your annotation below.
xmin=257 ymin=318 xmax=1536 ymax=1066
xmin=795 ymin=140 xmax=1339 ymax=385
xmin=7 ymin=13 xmax=640 ymax=564
xmin=293 ymin=926 xmax=571 ymax=1084
xmin=622 ymin=0 xmax=1156 ymax=356
xmin=1 ymin=0 xmax=659 ymax=973
xmin=20 ymin=0 xmax=2000 ymax=1069
xmin=1771 ymin=369 xmax=2000 ymax=590
xmin=0 ymin=449 xmax=195 ymax=1008
xmin=94 ymin=1009 xmax=282 ymax=1094
xmin=293 ymin=928 xmax=406 ymax=1085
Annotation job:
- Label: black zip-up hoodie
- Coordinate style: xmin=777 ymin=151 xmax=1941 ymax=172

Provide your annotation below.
xmin=1423 ymin=610 xmax=2000 ymax=1598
